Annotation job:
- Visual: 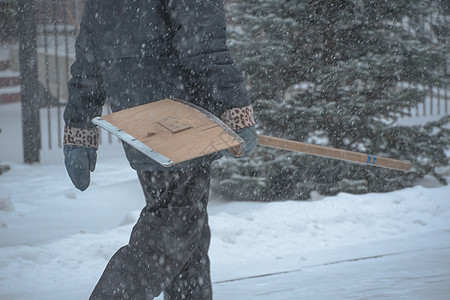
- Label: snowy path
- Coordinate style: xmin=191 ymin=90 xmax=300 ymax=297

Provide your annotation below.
xmin=213 ymin=231 xmax=450 ymax=300
xmin=1 ymin=150 xmax=449 ymax=299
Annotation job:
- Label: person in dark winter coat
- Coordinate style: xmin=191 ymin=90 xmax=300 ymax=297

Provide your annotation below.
xmin=63 ymin=0 xmax=257 ymax=299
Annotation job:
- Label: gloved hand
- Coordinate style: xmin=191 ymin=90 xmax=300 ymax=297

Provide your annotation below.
xmin=63 ymin=125 xmax=99 ymax=191
xmin=224 ymin=126 xmax=258 ymax=158
xmin=64 ymin=145 xmax=97 ymax=191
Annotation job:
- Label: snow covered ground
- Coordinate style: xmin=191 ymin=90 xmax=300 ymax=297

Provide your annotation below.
xmin=1 ymin=103 xmax=450 ymax=299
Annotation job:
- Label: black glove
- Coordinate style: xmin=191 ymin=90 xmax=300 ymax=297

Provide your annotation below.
xmin=224 ymin=125 xmax=258 ymax=158
xmin=63 ymin=145 xmax=97 ymax=191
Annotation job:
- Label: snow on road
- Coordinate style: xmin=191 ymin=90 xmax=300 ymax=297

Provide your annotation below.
xmin=0 ymin=144 xmax=449 ymax=299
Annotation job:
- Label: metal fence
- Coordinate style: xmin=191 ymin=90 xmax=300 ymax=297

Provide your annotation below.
xmin=36 ymin=0 xmax=81 ymax=150
xmin=13 ymin=0 xmax=120 ymax=162
xmin=401 ymin=85 xmax=449 ymax=119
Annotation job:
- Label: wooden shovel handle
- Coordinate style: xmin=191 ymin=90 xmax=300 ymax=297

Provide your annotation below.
xmin=257 ymin=135 xmax=412 ymax=172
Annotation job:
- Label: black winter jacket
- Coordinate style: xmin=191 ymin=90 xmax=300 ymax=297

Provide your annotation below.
xmin=64 ymin=0 xmax=250 ymax=170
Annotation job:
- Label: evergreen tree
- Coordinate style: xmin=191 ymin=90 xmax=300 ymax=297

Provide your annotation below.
xmin=213 ymin=0 xmax=450 ymax=201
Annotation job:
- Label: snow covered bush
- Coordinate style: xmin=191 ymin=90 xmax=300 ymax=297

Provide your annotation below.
xmin=212 ymin=0 xmax=450 ymax=201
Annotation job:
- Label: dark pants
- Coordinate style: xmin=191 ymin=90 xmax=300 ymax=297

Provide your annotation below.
xmin=90 ymin=165 xmax=213 ymax=300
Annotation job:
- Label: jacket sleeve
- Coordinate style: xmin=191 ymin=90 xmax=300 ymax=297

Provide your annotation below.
xmin=163 ymin=0 xmax=250 ymax=117
xmin=64 ymin=3 xmax=106 ymax=129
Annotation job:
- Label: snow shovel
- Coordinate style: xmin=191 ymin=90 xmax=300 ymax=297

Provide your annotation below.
xmin=92 ymin=98 xmax=412 ymax=172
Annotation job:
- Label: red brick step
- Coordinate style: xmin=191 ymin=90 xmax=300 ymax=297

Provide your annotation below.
xmin=0 ymin=60 xmax=10 ymax=72
xmin=0 ymin=74 xmax=20 ymax=88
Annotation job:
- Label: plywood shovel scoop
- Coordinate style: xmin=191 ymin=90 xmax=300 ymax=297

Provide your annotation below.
xmin=92 ymin=98 xmax=412 ymax=172
xmin=92 ymin=98 xmax=245 ymax=167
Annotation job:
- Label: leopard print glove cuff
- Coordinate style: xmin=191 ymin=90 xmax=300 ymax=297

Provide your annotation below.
xmin=221 ymin=105 xmax=256 ymax=131
xmin=64 ymin=125 xmax=99 ymax=149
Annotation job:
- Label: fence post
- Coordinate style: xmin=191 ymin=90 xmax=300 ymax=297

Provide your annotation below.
xmin=18 ymin=0 xmax=41 ymax=163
